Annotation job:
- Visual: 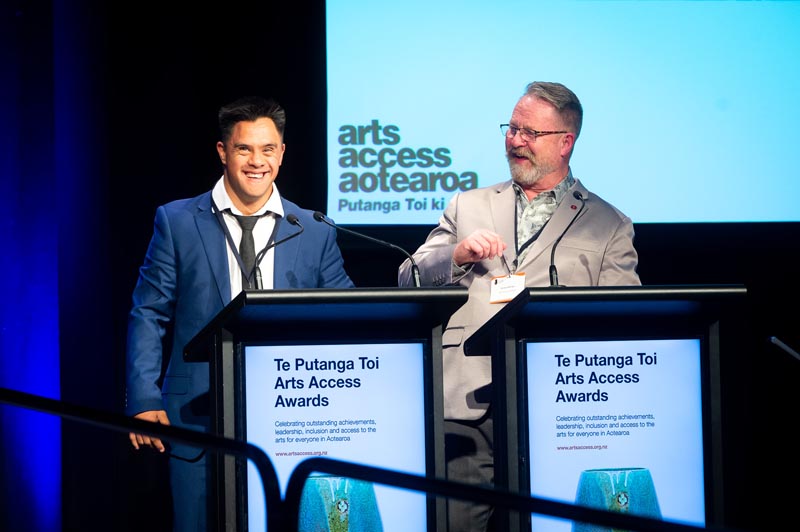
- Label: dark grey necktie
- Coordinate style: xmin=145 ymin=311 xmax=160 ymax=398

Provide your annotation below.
xmin=233 ymin=215 xmax=259 ymax=288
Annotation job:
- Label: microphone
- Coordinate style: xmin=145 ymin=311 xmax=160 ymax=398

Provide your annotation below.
xmin=770 ymin=336 xmax=800 ymax=362
xmin=549 ymin=190 xmax=586 ymax=287
xmin=253 ymin=214 xmax=304 ymax=289
xmin=312 ymin=211 xmax=422 ymax=288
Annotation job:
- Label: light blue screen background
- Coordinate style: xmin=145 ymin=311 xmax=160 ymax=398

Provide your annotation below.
xmin=327 ymin=1 xmax=800 ymax=225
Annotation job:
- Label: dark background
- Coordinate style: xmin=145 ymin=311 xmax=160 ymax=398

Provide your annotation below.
xmin=4 ymin=1 xmax=800 ymax=530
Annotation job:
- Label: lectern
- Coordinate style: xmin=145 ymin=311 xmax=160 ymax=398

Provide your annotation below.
xmin=184 ymin=287 xmax=468 ymax=532
xmin=464 ymin=284 xmax=748 ymax=532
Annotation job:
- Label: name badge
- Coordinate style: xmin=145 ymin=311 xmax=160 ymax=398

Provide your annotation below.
xmin=489 ymin=272 xmax=526 ymax=303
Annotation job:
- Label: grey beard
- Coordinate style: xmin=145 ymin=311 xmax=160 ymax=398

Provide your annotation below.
xmin=508 ymin=158 xmax=546 ymax=186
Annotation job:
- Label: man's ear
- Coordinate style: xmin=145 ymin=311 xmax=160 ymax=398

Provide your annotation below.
xmin=561 ymin=133 xmax=576 ymax=158
xmin=278 ymin=143 xmax=286 ymax=166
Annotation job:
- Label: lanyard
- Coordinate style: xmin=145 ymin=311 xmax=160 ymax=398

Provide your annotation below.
xmin=210 ymin=199 xmax=281 ymax=285
xmin=512 ymin=205 xmax=550 ymax=270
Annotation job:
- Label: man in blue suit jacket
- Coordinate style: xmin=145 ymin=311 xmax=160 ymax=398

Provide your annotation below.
xmin=125 ymin=96 xmax=354 ymax=531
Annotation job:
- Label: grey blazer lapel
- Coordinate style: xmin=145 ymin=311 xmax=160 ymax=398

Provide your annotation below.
xmin=515 ymin=182 xmax=589 ymax=270
xmin=489 ymin=181 xmax=517 ymax=259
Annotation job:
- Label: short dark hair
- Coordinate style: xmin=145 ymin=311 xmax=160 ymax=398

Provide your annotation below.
xmin=525 ymin=81 xmax=583 ymax=139
xmin=218 ymin=96 xmax=286 ymax=142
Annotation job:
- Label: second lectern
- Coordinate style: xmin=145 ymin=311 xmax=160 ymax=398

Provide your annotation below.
xmin=464 ymin=284 xmax=748 ymax=532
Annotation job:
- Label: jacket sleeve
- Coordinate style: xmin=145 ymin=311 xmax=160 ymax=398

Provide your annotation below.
xmin=399 ymin=194 xmax=464 ymax=287
xmin=598 ymin=213 xmax=641 ymax=286
xmin=125 ymin=205 xmax=177 ymax=416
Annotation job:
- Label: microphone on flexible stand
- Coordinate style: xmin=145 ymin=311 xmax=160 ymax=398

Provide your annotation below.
xmin=253 ymin=214 xmax=304 ymax=289
xmin=312 ymin=211 xmax=422 ymax=288
xmin=549 ymin=190 xmax=586 ymax=287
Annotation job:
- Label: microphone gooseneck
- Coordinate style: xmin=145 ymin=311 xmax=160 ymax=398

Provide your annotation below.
xmin=313 ymin=211 xmax=422 ymax=288
xmin=253 ymin=214 xmax=305 ymax=289
xmin=549 ymin=190 xmax=586 ymax=287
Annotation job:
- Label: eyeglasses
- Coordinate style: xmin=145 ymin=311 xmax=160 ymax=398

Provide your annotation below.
xmin=500 ymin=124 xmax=567 ymax=142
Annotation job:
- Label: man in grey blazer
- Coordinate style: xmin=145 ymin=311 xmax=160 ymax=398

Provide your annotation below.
xmin=398 ymin=81 xmax=641 ymax=531
xmin=125 ymin=96 xmax=354 ymax=531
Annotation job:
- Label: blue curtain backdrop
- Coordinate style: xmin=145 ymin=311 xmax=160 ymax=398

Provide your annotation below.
xmin=1 ymin=3 xmax=61 ymax=531
xmin=1 ymin=2 xmax=115 ymax=530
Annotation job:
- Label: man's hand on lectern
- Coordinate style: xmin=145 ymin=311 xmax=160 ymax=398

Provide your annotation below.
xmin=129 ymin=410 xmax=171 ymax=453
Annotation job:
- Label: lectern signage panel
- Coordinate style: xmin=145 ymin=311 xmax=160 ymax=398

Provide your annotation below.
xmin=524 ymin=338 xmax=707 ymax=531
xmin=243 ymin=341 xmax=428 ymax=532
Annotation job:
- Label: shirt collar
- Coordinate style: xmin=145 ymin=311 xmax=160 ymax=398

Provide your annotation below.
xmin=512 ymin=169 xmax=576 ymax=205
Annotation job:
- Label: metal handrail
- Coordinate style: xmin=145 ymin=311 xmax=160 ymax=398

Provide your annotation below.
xmin=3 ymin=387 xmax=746 ymax=532
xmin=0 ymin=386 xmax=284 ymax=531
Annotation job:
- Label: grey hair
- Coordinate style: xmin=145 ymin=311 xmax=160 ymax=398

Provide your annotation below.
xmin=524 ymin=81 xmax=583 ymax=139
